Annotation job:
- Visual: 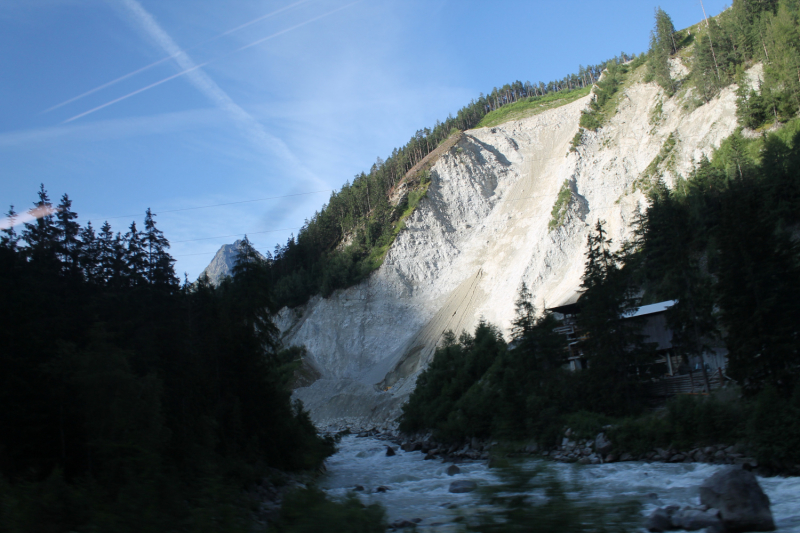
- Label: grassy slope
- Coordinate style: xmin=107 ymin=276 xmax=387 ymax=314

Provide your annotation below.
xmin=476 ymin=87 xmax=591 ymax=129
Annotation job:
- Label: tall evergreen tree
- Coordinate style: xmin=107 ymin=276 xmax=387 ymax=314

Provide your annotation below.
xmin=1 ymin=205 xmax=19 ymax=252
xmin=124 ymin=222 xmax=146 ymax=287
xmin=55 ymin=193 xmax=81 ymax=274
xmin=648 ymin=7 xmax=678 ymax=94
xmin=21 ymin=184 xmax=58 ymax=268
xmin=97 ymin=221 xmax=115 ymax=285
xmin=143 ymin=208 xmax=176 ymax=287
xmin=79 ymin=221 xmax=100 ymax=284
xmin=577 ymin=221 xmax=652 ymax=415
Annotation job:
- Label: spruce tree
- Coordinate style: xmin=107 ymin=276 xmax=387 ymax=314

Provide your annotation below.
xmin=577 ymin=221 xmax=652 ymax=415
xmin=55 ymin=193 xmax=81 ymax=274
xmin=79 ymin=221 xmax=100 ymax=284
xmin=1 ymin=205 xmax=19 ymax=251
xmin=648 ymin=7 xmax=677 ymax=94
xmin=97 ymin=221 xmax=115 ymax=285
xmin=143 ymin=208 xmax=176 ymax=287
xmin=124 ymin=222 xmax=146 ymax=287
xmin=21 ymin=184 xmax=58 ymax=268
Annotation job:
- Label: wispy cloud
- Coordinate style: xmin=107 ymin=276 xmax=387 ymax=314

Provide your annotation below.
xmin=0 ymin=108 xmax=223 ymax=149
xmin=41 ymin=0 xmax=313 ymax=114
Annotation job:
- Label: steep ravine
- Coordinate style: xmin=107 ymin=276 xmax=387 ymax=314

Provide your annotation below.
xmin=275 ymin=64 xmax=752 ymax=430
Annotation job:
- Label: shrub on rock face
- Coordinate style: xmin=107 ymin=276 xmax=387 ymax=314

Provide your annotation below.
xmin=699 ymin=467 xmax=775 ymax=532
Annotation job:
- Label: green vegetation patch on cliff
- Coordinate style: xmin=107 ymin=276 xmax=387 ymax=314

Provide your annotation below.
xmin=548 ymin=180 xmax=575 ymax=230
xmin=579 ymin=55 xmax=646 ymax=131
xmin=476 ymin=87 xmax=591 ymax=129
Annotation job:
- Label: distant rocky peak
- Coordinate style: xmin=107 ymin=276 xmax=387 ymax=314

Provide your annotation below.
xmin=199 ymin=239 xmax=264 ymax=285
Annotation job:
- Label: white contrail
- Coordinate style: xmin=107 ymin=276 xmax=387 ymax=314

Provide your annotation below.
xmin=106 ymin=0 xmax=330 ymax=186
xmin=63 ymin=62 xmax=209 ymax=123
xmin=233 ymin=0 xmax=362 ymax=53
xmin=41 ymin=0 xmax=313 ymax=114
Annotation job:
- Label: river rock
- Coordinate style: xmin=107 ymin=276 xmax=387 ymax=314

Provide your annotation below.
xmin=699 ymin=467 xmax=775 ymax=531
xmin=375 ymin=485 xmax=390 ymax=493
xmin=449 ymin=480 xmax=477 ymax=493
xmin=446 ymin=464 xmax=461 ymax=476
xmin=673 ymin=508 xmax=722 ymax=531
xmin=595 ymin=432 xmax=613 ymax=455
xmin=645 ymin=505 xmax=679 ymax=532
xmin=390 ymin=518 xmax=418 ymax=529
xmin=386 ymin=446 xmax=396 ymax=457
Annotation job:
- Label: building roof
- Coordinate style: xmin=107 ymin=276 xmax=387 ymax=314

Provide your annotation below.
xmin=624 ymin=300 xmax=677 ymax=318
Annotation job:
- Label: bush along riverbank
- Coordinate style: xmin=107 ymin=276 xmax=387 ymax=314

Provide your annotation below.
xmin=388 ymin=385 xmax=800 ymax=478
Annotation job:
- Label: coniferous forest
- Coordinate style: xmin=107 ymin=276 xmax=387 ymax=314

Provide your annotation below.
xmin=0 ymin=192 xmax=334 ymax=531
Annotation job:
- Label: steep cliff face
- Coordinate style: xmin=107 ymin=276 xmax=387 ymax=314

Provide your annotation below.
xmin=276 ymin=64 xmax=754 ymax=430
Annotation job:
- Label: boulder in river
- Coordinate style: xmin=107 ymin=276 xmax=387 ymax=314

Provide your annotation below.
xmin=699 ymin=467 xmax=775 ymax=532
xmin=448 ymin=480 xmax=477 ymax=493
xmin=446 ymin=464 xmax=461 ymax=476
xmin=386 ymin=446 xmax=396 ymax=457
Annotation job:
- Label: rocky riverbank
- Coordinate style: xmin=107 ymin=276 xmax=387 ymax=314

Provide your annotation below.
xmin=325 ymin=424 xmax=798 ymax=477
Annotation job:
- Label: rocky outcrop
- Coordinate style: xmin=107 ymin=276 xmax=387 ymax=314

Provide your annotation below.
xmin=278 ymin=63 xmax=756 ymax=428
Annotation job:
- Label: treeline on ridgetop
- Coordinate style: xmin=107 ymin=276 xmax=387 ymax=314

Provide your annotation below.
xmin=0 ymin=194 xmax=334 ymax=531
xmin=400 ymin=117 xmax=800 ymax=469
xmin=260 ymin=53 xmax=638 ymax=310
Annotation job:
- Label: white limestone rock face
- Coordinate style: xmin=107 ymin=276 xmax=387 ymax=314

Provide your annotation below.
xmin=282 ymin=69 xmax=746 ymax=430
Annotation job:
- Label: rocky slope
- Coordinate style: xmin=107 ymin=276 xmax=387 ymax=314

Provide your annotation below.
xmin=273 ymin=62 xmax=760 ymax=430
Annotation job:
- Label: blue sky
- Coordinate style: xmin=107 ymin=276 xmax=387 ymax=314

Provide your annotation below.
xmin=1 ymin=0 xmax=729 ymax=279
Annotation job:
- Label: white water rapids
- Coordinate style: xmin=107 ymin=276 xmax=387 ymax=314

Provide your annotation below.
xmin=318 ymin=435 xmax=800 ymax=531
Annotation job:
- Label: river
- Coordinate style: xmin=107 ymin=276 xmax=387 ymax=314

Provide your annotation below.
xmin=318 ymin=435 xmax=800 ymax=531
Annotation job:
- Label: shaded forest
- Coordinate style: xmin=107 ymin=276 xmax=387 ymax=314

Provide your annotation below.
xmin=0 ymin=194 xmax=333 ymax=531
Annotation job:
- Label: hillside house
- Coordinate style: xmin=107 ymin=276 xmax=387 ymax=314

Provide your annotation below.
xmin=548 ymin=295 xmax=728 ymax=377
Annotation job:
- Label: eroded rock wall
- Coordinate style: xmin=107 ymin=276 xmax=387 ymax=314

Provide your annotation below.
xmin=279 ymin=66 xmax=746 ymax=429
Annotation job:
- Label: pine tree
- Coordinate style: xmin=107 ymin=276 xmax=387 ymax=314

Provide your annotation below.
xmin=79 ymin=221 xmax=100 ymax=284
xmin=143 ymin=208 xmax=176 ymax=287
xmin=97 ymin=221 xmax=115 ymax=285
xmin=55 ymin=193 xmax=81 ymax=274
xmin=1 ymin=205 xmax=19 ymax=251
xmin=21 ymin=184 xmax=58 ymax=268
xmin=648 ymin=7 xmax=678 ymax=94
xmin=577 ymin=221 xmax=652 ymax=415
xmin=124 ymin=221 xmax=147 ymax=287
